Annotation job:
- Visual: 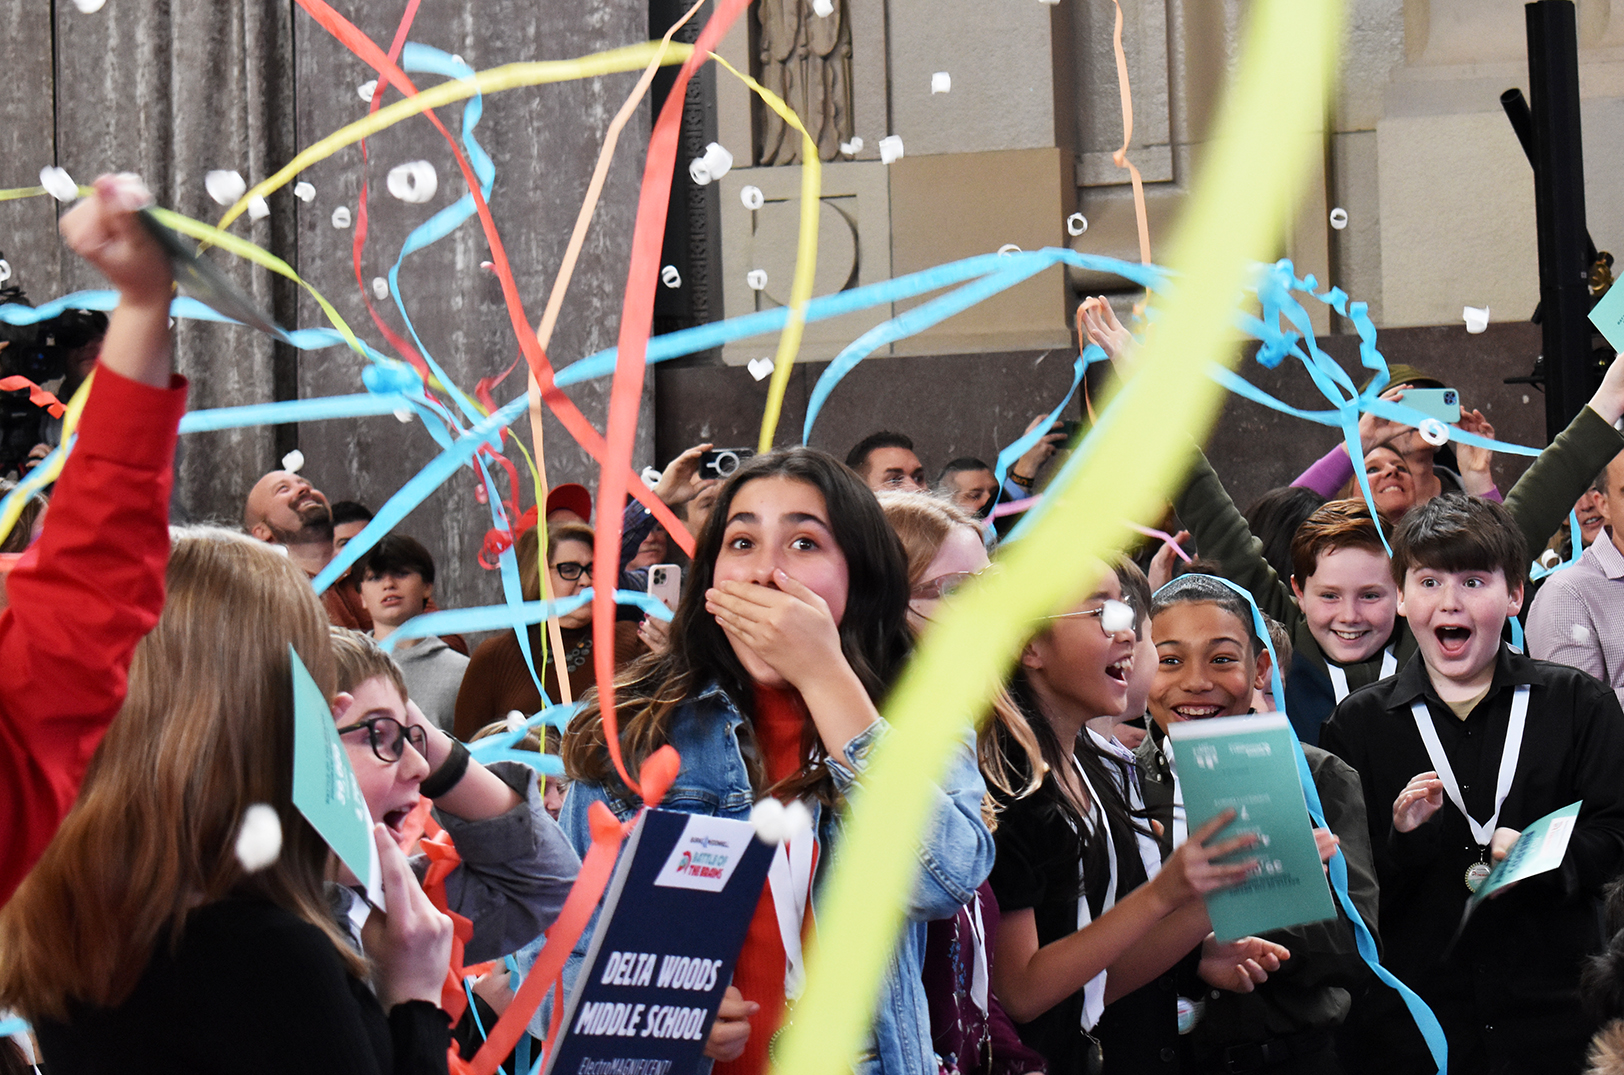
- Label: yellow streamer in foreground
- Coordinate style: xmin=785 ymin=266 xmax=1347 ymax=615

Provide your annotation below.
xmin=0 ymin=372 xmax=94 ymax=545
xmin=767 ymin=2 xmax=1344 ymax=1073
xmin=706 ymin=54 xmax=820 ymax=453
xmin=215 ymin=42 xmax=693 ymax=233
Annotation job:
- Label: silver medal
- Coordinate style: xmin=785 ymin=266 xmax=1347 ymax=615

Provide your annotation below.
xmin=1465 ymin=860 xmax=1492 ymax=892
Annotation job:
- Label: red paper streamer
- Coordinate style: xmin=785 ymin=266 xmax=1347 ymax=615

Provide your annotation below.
xmin=0 ymin=376 xmax=65 ymax=418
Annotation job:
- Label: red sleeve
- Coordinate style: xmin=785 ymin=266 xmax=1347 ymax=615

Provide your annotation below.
xmin=0 ymin=362 xmax=187 ymax=903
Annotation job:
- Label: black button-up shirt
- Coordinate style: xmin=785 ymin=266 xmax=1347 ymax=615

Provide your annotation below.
xmin=1320 ymin=645 xmax=1624 ymax=1054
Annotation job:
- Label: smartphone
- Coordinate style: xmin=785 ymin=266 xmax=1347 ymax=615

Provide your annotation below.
xmin=647 ymin=563 xmax=682 ymax=610
xmin=1403 ymin=388 xmax=1461 ymax=425
xmin=699 ymin=448 xmax=755 ymax=480
xmin=1051 ymin=420 xmax=1082 ymax=440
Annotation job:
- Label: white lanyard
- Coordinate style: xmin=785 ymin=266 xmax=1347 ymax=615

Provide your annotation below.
xmin=1069 ymin=755 xmax=1161 ymax=1031
xmin=1326 ymin=646 xmax=1398 ymax=704
xmin=767 ymin=814 xmax=816 ymax=1001
xmin=966 ymin=892 xmax=989 ymax=1015
xmin=1409 ymin=684 xmax=1530 ymax=849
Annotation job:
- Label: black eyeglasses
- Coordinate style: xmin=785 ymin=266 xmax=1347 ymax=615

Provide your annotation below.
xmin=336 ymin=715 xmax=429 ymax=764
xmin=553 ymin=560 xmax=594 ymax=582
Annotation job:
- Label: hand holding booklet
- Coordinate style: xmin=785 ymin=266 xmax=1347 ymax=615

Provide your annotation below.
xmin=1167 ymin=713 xmax=1336 ymax=942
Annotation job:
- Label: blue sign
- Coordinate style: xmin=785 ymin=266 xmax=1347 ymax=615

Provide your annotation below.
xmin=546 ymin=809 xmax=775 ymax=1075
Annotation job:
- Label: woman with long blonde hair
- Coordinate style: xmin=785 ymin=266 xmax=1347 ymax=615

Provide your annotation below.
xmin=0 ymin=528 xmax=454 ymax=1073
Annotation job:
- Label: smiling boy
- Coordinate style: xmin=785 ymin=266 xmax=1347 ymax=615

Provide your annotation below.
xmin=1320 ymin=495 xmax=1624 ymax=1075
xmin=1172 ymin=349 xmax=1624 ymax=741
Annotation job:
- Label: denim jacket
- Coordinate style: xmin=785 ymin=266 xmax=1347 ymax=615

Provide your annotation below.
xmin=545 ymin=682 xmax=995 ymax=1074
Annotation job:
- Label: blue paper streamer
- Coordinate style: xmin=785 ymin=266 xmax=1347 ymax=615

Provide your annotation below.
xmin=377 ymin=587 xmax=671 ymax=649
xmin=0 ymin=1016 xmax=27 ymax=1037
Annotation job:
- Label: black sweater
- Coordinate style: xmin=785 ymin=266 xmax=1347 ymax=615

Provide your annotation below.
xmin=35 ymin=897 xmax=450 ymax=1075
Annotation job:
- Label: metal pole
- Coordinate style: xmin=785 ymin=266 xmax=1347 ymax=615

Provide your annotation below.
xmin=1525 ymin=1 xmax=1594 ymax=441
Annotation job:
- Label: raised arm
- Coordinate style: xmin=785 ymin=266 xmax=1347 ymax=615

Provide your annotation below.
xmin=1505 ymin=355 xmax=1624 ymax=551
xmin=1173 ymin=448 xmax=1302 ymax=629
xmin=0 ymin=175 xmax=185 ymax=904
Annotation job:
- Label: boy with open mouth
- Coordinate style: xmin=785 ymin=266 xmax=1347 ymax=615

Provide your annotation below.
xmin=1321 ymin=495 xmax=1624 ymax=1075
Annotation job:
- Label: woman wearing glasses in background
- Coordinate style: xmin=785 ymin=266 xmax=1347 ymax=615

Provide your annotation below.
xmin=454 ymin=521 xmax=647 ymax=741
xmin=984 ymin=558 xmax=1294 ymax=1075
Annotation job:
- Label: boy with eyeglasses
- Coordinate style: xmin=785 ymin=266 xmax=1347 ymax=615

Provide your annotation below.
xmin=328 ymin=628 xmax=580 ymax=973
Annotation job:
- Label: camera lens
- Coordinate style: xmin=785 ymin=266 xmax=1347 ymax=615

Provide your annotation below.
xmin=1444 ymin=390 xmax=1457 ymax=405
xmin=715 ymin=450 xmax=740 ymax=477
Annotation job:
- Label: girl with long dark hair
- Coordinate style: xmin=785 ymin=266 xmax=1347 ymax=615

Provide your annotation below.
xmin=561 ymin=448 xmax=994 ymax=1075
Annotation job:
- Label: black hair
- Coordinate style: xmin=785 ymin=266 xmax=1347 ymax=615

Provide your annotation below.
xmin=1390 ymin=493 xmax=1527 ymax=590
xmin=564 ymin=447 xmax=913 ymax=803
xmin=1583 ymin=880 xmax=1624 ymax=1024
xmin=356 ymin=533 xmax=436 ymax=585
xmin=845 ymin=431 xmax=916 ymax=474
xmin=1150 ymin=574 xmax=1264 ymax=659
xmin=1243 ymin=485 xmax=1326 ymax=584
xmin=330 ymin=500 xmax=375 ymax=528
xmin=938 ymin=456 xmax=992 ymax=481
xmin=1000 ymin=668 xmax=1152 ymax=897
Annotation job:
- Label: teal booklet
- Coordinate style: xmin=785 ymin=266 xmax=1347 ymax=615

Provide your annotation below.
xmin=1591 ymin=277 xmax=1624 ymax=352
xmin=290 ymin=645 xmax=384 ymax=909
xmin=1167 ymin=714 xmax=1336 ymax=942
xmin=1470 ymin=800 xmax=1581 ymax=907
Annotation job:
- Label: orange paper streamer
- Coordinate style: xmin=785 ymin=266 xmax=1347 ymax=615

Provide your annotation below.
xmin=1111 ymin=0 xmax=1153 ymax=267
xmin=0 ymin=376 xmax=65 ymax=418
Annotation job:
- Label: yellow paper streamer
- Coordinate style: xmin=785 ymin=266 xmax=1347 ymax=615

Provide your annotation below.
xmin=705 ymin=54 xmax=819 ymax=453
xmin=0 ymin=371 xmax=94 ymax=544
xmin=767 ymin=2 xmax=1344 ymax=1073
xmin=145 ymin=205 xmax=368 ymax=357
xmin=0 ymin=186 xmax=48 ymax=203
xmin=215 ymin=42 xmax=693 ymax=233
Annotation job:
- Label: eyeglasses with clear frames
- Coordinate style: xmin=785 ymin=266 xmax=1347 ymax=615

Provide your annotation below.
xmin=1046 ymin=598 xmax=1137 ymax=638
xmin=336 ymin=715 xmax=430 ymax=764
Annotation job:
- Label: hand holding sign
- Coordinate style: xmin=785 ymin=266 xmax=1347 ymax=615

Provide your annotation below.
xmin=361 ymin=823 xmax=455 ymax=1011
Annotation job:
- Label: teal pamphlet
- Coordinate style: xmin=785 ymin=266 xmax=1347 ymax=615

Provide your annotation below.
xmin=1471 ymin=800 xmax=1580 ymax=906
xmin=1591 ymin=276 xmax=1624 ymax=352
xmin=1167 ymin=714 xmax=1336 ymax=942
xmin=290 ymin=645 xmax=384 ymax=910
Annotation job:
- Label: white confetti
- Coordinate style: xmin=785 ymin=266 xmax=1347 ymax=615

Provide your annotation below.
xmin=394 ymin=408 xmax=414 ymax=423
xmin=702 ymin=142 xmax=733 ymax=181
xmin=247 ymin=195 xmax=270 ymax=221
xmin=480 ymin=260 xmax=496 ymax=271
xmin=234 ymin=803 xmax=283 ymax=872
xmin=688 ymin=159 xmax=713 ymax=186
xmin=931 ymin=72 xmax=951 ymax=94
xmin=1540 ymin=549 xmax=1562 ymax=570
xmin=1573 ymin=623 xmax=1593 ymax=643
xmin=812 ymin=0 xmax=834 ymax=14
xmin=1100 ymin=598 xmax=1135 ymax=635
xmin=746 ymin=268 xmax=768 ymax=291
xmin=740 ymin=185 xmax=764 ymax=211
xmin=641 ymin=466 xmax=663 ymax=490
xmin=1417 ymin=417 xmax=1450 ymax=447
xmin=204 ymin=170 xmax=247 ymax=207
xmin=748 ymin=356 xmax=775 ymax=381
xmin=1066 ymin=212 xmax=1089 ymax=237
xmin=839 ymin=135 xmax=864 ymax=156
xmin=997 ymin=243 xmax=1022 ymax=256
xmin=1329 ymin=207 xmax=1349 ymax=230
xmin=878 ymin=134 xmax=905 ymax=165
xmin=1038 ymin=0 xmax=1060 ymax=6
xmin=1522 ymin=394 xmax=1531 ymax=405
xmin=372 ymin=277 xmax=390 ymax=300
xmin=39 ymin=166 xmax=78 ymax=203
xmin=751 ymin=797 xmax=788 ymax=844
xmin=331 ymin=206 xmax=352 ymax=229
xmin=358 ymin=79 xmax=378 ymax=103
xmin=293 ymin=181 xmax=316 ymax=202
xmin=281 ymin=449 xmax=304 ymax=473
xmin=505 ymin=710 xmax=525 ymax=734
xmin=661 ymin=264 xmax=682 ymax=288
xmin=1463 ymin=305 xmax=1490 ymax=334
xmin=73 ymin=0 xmax=107 ymax=12
xmin=782 ymin=800 xmax=813 ymax=840
xmin=0 ymin=260 xmax=10 ymax=284
xmin=386 ymin=160 xmax=438 ymax=204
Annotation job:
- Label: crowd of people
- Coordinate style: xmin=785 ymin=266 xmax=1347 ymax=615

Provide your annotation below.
xmin=8 ymin=176 xmax=1624 ymax=1075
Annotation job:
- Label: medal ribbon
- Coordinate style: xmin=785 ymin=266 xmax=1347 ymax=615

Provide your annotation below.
xmin=1069 ymin=754 xmax=1159 ymax=1031
xmin=1408 ymin=685 xmax=1530 ymax=849
xmin=1326 ymin=647 xmax=1398 ymax=704
xmin=768 ymin=815 xmax=818 ymax=1001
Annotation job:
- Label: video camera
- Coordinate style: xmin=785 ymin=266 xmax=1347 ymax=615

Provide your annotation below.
xmin=0 ymin=268 xmax=108 ymax=478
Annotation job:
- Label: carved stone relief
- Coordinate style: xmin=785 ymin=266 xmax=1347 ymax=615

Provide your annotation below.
xmin=754 ymin=0 xmax=855 ymax=163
